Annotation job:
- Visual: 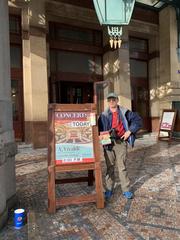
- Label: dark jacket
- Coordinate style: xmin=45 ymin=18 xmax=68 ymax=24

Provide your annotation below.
xmin=98 ymin=106 xmax=142 ymax=147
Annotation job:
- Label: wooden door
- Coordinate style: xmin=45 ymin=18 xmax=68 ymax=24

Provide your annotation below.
xmin=94 ymin=80 xmax=113 ymax=115
xmin=11 ymin=75 xmax=24 ymax=140
xmin=11 ymin=69 xmax=23 ymax=140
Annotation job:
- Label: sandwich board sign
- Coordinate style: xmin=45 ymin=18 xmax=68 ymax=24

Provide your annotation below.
xmin=47 ymin=103 xmax=104 ymax=213
xmin=158 ymin=109 xmax=177 ymax=141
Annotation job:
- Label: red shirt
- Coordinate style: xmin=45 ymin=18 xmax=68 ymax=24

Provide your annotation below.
xmin=112 ymin=111 xmax=125 ymax=137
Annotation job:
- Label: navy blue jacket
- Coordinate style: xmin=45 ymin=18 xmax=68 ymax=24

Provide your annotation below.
xmin=98 ymin=106 xmax=142 ymax=147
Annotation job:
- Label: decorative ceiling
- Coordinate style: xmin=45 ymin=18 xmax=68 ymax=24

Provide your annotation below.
xmin=136 ymin=0 xmax=180 ymax=10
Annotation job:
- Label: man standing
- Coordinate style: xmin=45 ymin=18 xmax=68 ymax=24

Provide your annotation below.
xmin=98 ymin=92 xmax=142 ymax=200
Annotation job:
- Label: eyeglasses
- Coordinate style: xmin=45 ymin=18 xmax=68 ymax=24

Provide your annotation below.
xmin=107 ymin=98 xmax=117 ymax=102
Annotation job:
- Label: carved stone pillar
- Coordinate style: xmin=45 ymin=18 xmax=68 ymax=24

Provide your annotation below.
xmin=0 ymin=0 xmax=17 ymax=229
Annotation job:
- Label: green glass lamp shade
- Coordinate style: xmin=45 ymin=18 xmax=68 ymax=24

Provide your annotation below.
xmin=93 ymin=0 xmax=135 ymax=26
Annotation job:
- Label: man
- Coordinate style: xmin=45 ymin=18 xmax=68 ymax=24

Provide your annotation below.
xmin=98 ymin=92 xmax=142 ymax=200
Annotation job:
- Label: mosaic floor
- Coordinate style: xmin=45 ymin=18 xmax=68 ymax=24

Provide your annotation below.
xmin=0 ymin=136 xmax=180 ymax=240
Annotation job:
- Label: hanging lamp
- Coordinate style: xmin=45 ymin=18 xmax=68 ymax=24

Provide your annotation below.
xmin=93 ymin=0 xmax=135 ymax=49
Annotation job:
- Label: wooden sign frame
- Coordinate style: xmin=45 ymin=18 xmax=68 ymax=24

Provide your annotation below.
xmin=158 ymin=109 xmax=177 ymax=141
xmin=48 ymin=103 xmax=104 ymax=213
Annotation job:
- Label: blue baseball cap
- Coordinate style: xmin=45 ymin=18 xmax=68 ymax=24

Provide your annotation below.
xmin=107 ymin=92 xmax=118 ymax=99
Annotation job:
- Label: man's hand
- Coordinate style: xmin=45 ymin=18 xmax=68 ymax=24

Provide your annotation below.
xmin=121 ymin=130 xmax=131 ymax=141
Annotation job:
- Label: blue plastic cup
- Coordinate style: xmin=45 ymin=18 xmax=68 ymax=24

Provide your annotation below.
xmin=14 ymin=209 xmax=26 ymax=229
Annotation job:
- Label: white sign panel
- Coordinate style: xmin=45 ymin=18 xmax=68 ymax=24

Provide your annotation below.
xmin=160 ymin=112 xmax=175 ymax=130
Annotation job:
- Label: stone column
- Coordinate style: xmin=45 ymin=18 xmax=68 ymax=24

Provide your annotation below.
xmin=103 ymin=29 xmax=131 ymax=110
xmin=149 ymin=35 xmax=160 ymax=131
xmin=22 ymin=0 xmax=48 ymax=148
xmin=0 ymin=0 xmax=17 ymax=229
xmin=159 ymin=6 xmax=175 ymax=110
xmin=159 ymin=6 xmax=180 ymax=133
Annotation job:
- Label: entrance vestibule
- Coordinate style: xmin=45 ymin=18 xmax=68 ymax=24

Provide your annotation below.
xmin=57 ymin=82 xmax=93 ymax=104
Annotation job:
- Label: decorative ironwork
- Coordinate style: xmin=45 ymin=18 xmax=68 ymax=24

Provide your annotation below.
xmin=108 ymin=26 xmax=122 ymax=48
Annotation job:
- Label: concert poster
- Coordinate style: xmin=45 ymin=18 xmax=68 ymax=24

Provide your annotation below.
xmin=54 ymin=111 xmax=95 ymax=164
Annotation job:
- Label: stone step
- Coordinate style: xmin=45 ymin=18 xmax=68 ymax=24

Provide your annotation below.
xmin=17 ymin=142 xmax=33 ymax=149
xmin=137 ymin=132 xmax=158 ymax=139
xmin=17 ymin=142 xmax=33 ymax=153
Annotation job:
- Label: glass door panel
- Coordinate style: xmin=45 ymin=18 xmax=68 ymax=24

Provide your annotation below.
xmin=94 ymin=80 xmax=113 ymax=115
xmin=59 ymin=82 xmax=93 ymax=104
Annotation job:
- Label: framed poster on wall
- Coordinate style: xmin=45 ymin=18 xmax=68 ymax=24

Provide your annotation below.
xmin=158 ymin=109 xmax=177 ymax=141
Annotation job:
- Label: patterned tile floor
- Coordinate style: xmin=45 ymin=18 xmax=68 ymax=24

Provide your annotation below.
xmin=0 ymin=136 xmax=180 ymax=240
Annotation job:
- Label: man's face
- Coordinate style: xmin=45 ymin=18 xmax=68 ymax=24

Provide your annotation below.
xmin=107 ymin=97 xmax=118 ymax=108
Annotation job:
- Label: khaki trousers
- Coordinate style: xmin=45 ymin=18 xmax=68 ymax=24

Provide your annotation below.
xmin=104 ymin=141 xmax=130 ymax=192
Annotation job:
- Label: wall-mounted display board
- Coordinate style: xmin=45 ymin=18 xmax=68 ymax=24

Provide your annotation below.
xmin=158 ymin=109 xmax=177 ymax=141
xmin=48 ymin=103 xmax=104 ymax=213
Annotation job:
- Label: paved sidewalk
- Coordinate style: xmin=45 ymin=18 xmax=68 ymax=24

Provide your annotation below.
xmin=0 ymin=136 xmax=180 ymax=240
